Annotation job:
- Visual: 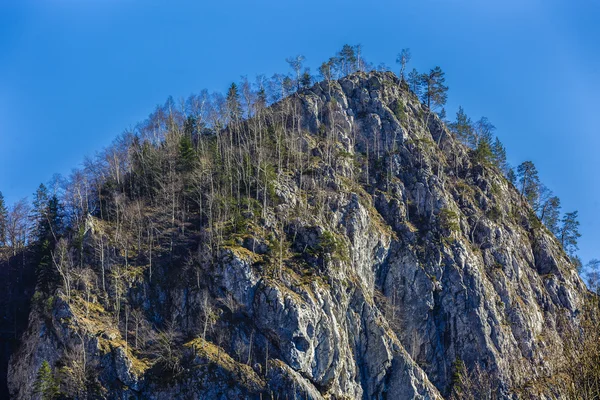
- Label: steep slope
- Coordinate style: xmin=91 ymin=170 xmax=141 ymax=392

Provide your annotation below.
xmin=8 ymin=71 xmax=588 ymax=399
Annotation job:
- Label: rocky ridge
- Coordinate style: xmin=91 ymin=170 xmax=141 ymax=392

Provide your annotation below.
xmin=8 ymin=71 xmax=588 ymax=399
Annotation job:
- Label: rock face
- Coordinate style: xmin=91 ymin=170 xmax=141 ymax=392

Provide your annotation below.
xmin=7 ymin=72 xmax=588 ymax=399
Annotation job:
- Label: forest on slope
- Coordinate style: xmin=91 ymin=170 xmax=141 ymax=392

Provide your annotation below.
xmin=1 ymin=45 xmax=600 ymax=399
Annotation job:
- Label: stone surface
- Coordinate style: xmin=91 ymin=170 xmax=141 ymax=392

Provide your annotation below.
xmin=7 ymin=71 xmax=588 ymax=399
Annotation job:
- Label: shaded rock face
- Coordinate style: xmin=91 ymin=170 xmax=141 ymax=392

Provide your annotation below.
xmin=8 ymin=72 xmax=587 ymax=399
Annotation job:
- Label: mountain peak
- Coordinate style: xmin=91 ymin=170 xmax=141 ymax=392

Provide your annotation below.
xmin=5 ymin=66 xmax=590 ymax=400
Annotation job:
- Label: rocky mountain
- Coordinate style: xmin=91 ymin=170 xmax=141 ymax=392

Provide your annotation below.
xmin=6 ymin=71 xmax=590 ymax=399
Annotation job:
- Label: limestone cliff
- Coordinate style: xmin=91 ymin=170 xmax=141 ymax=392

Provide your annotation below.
xmin=7 ymin=72 xmax=588 ymax=399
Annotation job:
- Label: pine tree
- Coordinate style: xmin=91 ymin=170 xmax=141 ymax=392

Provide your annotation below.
xmin=32 ymin=184 xmax=49 ymax=242
xmin=420 ymin=66 xmax=448 ymax=111
xmin=473 ymin=117 xmax=495 ymax=149
xmin=31 ymin=184 xmax=63 ymax=293
xmin=540 ymin=196 xmax=561 ymax=236
xmin=472 ymin=119 xmax=495 ymax=166
xmin=560 ymin=211 xmax=581 ymax=256
xmin=587 ymin=259 xmax=600 ymax=293
xmin=33 ymin=360 xmax=59 ymax=400
xmin=407 ymin=68 xmax=421 ymax=97
xmin=183 ymin=115 xmax=197 ymax=138
xmin=516 ymin=161 xmax=540 ymax=208
xmin=449 ymin=106 xmax=474 ymax=145
xmin=226 ymin=83 xmax=242 ymax=123
xmin=256 ymin=87 xmax=267 ymax=110
xmin=491 ymin=137 xmax=508 ymax=172
xmin=282 ymin=76 xmax=295 ymax=96
xmin=506 ymin=167 xmax=517 ymax=185
xmin=337 ymin=44 xmax=357 ymax=76
xmin=300 ymin=69 xmax=312 ymax=89
xmin=318 ymin=58 xmax=336 ymax=82
xmin=178 ymin=134 xmax=196 ymax=173
xmin=473 ymin=139 xmax=493 ymax=165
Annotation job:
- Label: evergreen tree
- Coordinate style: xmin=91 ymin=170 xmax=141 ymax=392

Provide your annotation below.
xmin=560 ymin=211 xmax=581 ymax=256
xmin=438 ymin=107 xmax=447 ymax=123
xmin=420 ymin=66 xmax=448 ymax=111
xmin=506 ymin=167 xmax=517 ymax=185
xmin=256 ymin=87 xmax=267 ymax=110
xmin=178 ymin=134 xmax=196 ymax=173
xmin=472 ymin=139 xmax=493 ymax=165
xmin=226 ymin=83 xmax=242 ymax=123
xmin=516 ymin=161 xmax=540 ymax=208
xmin=33 ymin=360 xmax=59 ymax=400
xmin=300 ymin=69 xmax=312 ymax=89
xmin=587 ymin=259 xmax=600 ymax=293
xmin=32 ymin=183 xmax=50 ymax=241
xmin=491 ymin=137 xmax=508 ymax=172
xmin=183 ymin=115 xmax=197 ymax=138
xmin=473 ymin=117 xmax=495 ymax=149
xmin=407 ymin=68 xmax=421 ymax=97
xmin=31 ymin=184 xmax=63 ymax=293
xmin=0 ymin=191 xmax=7 ymax=246
xmin=318 ymin=58 xmax=336 ymax=82
xmin=540 ymin=195 xmax=561 ymax=236
xmin=449 ymin=106 xmax=474 ymax=145
xmin=282 ymin=76 xmax=295 ymax=96
xmin=337 ymin=44 xmax=357 ymax=76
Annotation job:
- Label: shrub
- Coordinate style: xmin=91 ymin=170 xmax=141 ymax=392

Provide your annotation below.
xmin=439 ymin=208 xmax=460 ymax=236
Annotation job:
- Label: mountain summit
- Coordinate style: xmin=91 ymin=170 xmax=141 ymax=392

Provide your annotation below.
xmin=7 ymin=71 xmax=591 ymax=399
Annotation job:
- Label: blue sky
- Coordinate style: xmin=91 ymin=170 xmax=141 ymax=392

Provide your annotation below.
xmin=0 ymin=0 xmax=598 ymax=264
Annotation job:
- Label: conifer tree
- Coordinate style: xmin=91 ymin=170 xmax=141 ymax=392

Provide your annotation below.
xmin=32 ymin=184 xmax=49 ymax=241
xmin=473 ymin=139 xmax=494 ymax=165
xmin=183 ymin=115 xmax=197 ymax=138
xmin=319 ymin=58 xmax=336 ymax=82
xmin=256 ymin=87 xmax=267 ymax=110
xmin=473 ymin=117 xmax=495 ymax=149
xmin=337 ymin=44 xmax=357 ymax=76
xmin=300 ymin=69 xmax=312 ymax=89
xmin=516 ymin=161 xmax=540 ymax=208
xmin=491 ymin=137 xmax=507 ymax=172
xmin=407 ymin=68 xmax=421 ymax=97
xmin=506 ymin=167 xmax=517 ymax=185
xmin=449 ymin=106 xmax=474 ymax=145
xmin=471 ymin=118 xmax=496 ymax=166
xmin=33 ymin=360 xmax=59 ymax=400
xmin=226 ymin=83 xmax=242 ymax=123
xmin=178 ymin=134 xmax=196 ymax=173
xmin=420 ymin=66 xmax=448 ymax=110
xmin=587 ymin=259 xmax=600 ymax=293
xmin=540 ymin=195 xmax=561 ymax=236
xmin=560 ymin=211 xmax=581 ymax=256
xmin=31 ymin=184 xmax=63 ymax=293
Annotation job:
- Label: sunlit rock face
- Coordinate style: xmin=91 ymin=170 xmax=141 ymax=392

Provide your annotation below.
xmin=8 ymin=71 xmax=587 ymax=400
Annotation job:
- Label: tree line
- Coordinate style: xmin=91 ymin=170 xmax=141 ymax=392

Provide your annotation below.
xmin=0 ymin=43 xmax=594 ymax=298
xmin=445 ymin=104 xmax=586 ymax=272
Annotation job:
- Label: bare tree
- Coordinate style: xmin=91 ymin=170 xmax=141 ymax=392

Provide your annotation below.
xmin=5 ymin=199 xmax=29 ymax=256
xmin=286 ymin=55 xmax=305 ymax=91
xmin=52 ymin=238 xmax=74 ymax=302
xmin=396 ymin=48 xmax=411 ymax=80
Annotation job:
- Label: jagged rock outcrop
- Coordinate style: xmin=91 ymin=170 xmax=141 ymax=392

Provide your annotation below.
xmin=8 ymin=71 xmax=588 ymax=399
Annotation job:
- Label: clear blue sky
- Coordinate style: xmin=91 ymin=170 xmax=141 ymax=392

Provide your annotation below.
xmin=1 ymin=0 xmax=598 ymax=264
